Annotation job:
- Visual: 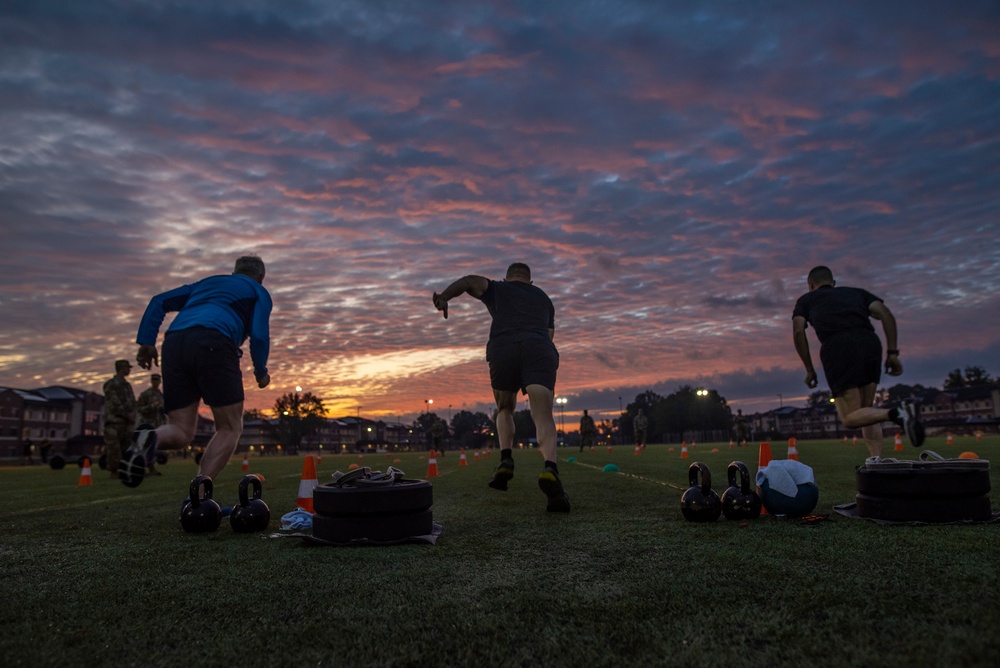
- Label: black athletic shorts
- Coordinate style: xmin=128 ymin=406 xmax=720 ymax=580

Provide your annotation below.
xmin=486 ymin=334 xmax=559 ymax=393
xmin=161 ymin=327 xmax=245 ymax=412
xmin=820 ymin=329 xmax=882 ymax=397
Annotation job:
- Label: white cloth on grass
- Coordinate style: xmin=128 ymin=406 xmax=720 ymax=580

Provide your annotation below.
xmin=756 ymin=459 xmax=815 ymax=498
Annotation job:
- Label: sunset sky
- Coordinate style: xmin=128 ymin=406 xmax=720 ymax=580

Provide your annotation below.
xmin=2 ymin=1 xmax=998 ymax=427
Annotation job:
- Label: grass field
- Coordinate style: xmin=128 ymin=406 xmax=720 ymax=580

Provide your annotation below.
xmin=1 ymin=436 xmax=998 ymax=667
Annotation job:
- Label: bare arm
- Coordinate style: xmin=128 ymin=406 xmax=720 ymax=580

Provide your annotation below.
xmin=432 ymin=275 xmax=489 ymax=319
xmin=869 ymin=300 xmax=902 ymax=376
xmin=792 ymin=316 xmax=818 ymax=388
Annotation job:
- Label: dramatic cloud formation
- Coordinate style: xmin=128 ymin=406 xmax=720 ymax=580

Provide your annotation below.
xmin=2 ymin=1 xmax=998 ymax=424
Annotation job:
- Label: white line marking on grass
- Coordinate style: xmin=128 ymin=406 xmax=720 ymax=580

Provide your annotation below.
xmin=568 ymin=459 xmax=687 ymax=491
xmin=0 ymin=493 xmax=164 ymax=517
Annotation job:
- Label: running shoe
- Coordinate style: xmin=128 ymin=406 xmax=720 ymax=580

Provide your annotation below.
xmin=488 ymin=458 xmax=515 ymax=491
xmin=538 ymin=468 xmax=571 ymax=513
xmin=133 ymin=429 xmax=159 ymax=463
xmin=899 ymin=400 xmax=926 ymax=448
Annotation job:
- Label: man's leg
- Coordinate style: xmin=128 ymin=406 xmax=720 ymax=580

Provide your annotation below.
xmin=198 ymin=402 xmax=244 ymax=480
xmin=526 ymin=384 xmax=570 ymax=512
xmin=835 ymin=384 xmax=885 ymax=456
xmin=104 ymin=425 xmax=122 ymax=477
xmin=488 ymin=390 xmax=517 ymax=490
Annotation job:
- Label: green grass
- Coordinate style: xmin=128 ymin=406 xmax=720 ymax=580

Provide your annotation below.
xmin=1 ymin=437 xmax=998 ymax=667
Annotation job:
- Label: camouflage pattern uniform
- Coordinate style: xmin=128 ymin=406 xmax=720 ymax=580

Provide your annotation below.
xmin=137 ymin=385 xmax=165 ymax=428
xmin=103 ymin=373 xmax=137 ymax=475
xmin=431 ymin=420 xmax=444 ymax=454
xmin=634 ymin=410 xmax=648 ymax=448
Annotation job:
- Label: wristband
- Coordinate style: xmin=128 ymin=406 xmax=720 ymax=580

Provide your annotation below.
xmin=886 ymin=349 xmax=899 ymax=356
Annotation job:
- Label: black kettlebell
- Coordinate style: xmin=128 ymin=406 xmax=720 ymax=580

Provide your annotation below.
xmin=230 ymin=475 xmax=271 ymax=533
xmin=181 ymin=476 xmax=222 ymax=533
xmin=680 ymin=462 xmax=722 ymax=522
xmin=721 ymin=461 xmax=762 ymax=521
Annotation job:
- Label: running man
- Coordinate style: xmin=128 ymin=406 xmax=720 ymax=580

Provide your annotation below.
xmin=432 ymin=262 xmax=569 ymax=512
xmin=130 ymin=256 xmax=272 ymax=488
xmin=792 ymin=266 xmax=923 ymax=457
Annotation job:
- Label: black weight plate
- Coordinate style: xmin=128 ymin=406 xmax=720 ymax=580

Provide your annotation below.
xmin=856 ymin=466 xmax=990 ymax=498
xmin=855 ymin=493 xmax=992 ymax=523
xmin=312 ymin=509 xmax=434 ymax=543
xmin=156 ymin=452 xmax=168 ymax=465
xmin=49 ymin=455 xmax=66 ymax=470
xmin=313 ymin=479 xmax=433 ymax=517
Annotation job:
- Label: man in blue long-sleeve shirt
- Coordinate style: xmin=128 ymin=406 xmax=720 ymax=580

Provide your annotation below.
xmin=129 ymin=256 xmax=272 ymax=486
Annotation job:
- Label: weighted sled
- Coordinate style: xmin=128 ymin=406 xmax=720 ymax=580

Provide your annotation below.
xmin=313 ymin=478 xmax=433 ymax=517
xmin=855 ymin=492 xmax=992 ymax=523
xmin=312 ymin=509 xmax=434 ymax=543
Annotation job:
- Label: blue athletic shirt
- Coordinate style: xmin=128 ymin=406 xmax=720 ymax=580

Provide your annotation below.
xmin=136 ymin=274 xmax=272 ymax=381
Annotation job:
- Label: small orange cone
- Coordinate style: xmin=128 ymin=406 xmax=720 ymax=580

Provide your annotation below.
xmin=474 ymin=449 xmax=480 ymax=461
xmin=426 ymin=449 xmax=439 ymax=478
xmin=894 ymin=433 xmax=903 ymax=451
xmin=680 ymin=442 xmax=689 ymax=459
xmin=787 ymin=437 xmax=799 ymax=461
xmin=729 ymin=439 xmax=735 ymax=449
xmin=852 ymin=435 xmax=858 ymax=445
xmin=607 ymin=444 xmax=612 ymax=454
xmin=79 ymin=457 xmax=92 ymax=486
xmin=296 ymin=455 xmax=318 ymax=513
xmin=634 ymin=444 xmax=640 ymax=456
xmin=241 ymin=455 xmax=249 ymax=473
xmin=459 ymin=449 xmax=468 ymax=466
xmin=757 ymin=442 xmax=772 ymax=516
xmin=946 ymin=432 xmax=954 ymax=446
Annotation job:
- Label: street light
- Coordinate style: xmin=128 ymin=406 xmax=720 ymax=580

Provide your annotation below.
xmin=555 ymin=397 xmax=568 ymax=442
xmin=777 ymin=393 xmax=783 ymax=408
xmin=425 ymin=398 xmax=433 ymax=414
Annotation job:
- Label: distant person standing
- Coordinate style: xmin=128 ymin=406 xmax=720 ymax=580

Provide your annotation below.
xmin=103 ymin=359 xmax=137 ymax=478
xmin=20 ymin=437 xmax=35 ymax=466
xmin=136 ymin=373 xmax=166 ymax=475
xmin=792 ymin=265 xmax=924 ymax=457
xmin=734 ymin=409 xmax=750 ymax=447
xmin=579 ymin=409 xmax=596 ymax=453
xmin=131 ymin=256 xmax=272 ymax=488
xmin=633 ymin=408 xmax=648 ymax=450
xmin=431 ymin=418 xmax=445 ymax=455
xmin=432 ymin=262 xmax=569 ymax=512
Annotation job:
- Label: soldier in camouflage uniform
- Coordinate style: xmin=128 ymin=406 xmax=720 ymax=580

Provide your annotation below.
xmin=633 ymin=408 xmax=649 ymax=450
xmin=579 ymin=409 xmax=596 ymax=452
xmin=103 ymin=359 xmax=137 ymax=478
xmin=136 ymin=373 xmax=165 ymax=475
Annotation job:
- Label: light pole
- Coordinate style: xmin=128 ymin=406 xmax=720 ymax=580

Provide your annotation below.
xmin=425 ymin=398 xmax=433 ymax=415
xmin=696 ymin=388 xmax=709 ymax=443
xmin=556 ymin=397 xmax=568 ymax=444
xmin=777 ymin=393 xmax=783 ymax=408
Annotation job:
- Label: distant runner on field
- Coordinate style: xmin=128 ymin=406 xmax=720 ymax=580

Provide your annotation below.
xmin=791 ymin=265 xmax=924 ymax=457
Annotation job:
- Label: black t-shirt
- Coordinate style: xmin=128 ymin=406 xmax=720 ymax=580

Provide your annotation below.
xmin=478 ymin=279 xmax=555 ymax=341
xmin=792 ymin=285 xmax=881 ymax=344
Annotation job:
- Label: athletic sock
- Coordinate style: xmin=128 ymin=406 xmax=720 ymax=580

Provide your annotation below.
xmin=544 ymin=461 xmax=558 ymax=474
xmin=500 ymin=448 xmax=513 ymax=461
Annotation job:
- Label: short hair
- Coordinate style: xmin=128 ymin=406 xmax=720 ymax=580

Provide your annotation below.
xmin=807 ymin=265 xmax=834 ymax=285
xmin=234 ymin=255 xmax=265 ymax=281
xmin=505 ymin=262 xmax=531 ymax=281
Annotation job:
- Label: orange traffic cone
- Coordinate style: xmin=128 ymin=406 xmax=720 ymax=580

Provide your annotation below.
xmin=426 ymin=449 xmax=439 ymax=477
xmin=758 ymin=442 xmax=772 ymax=468
xmin=680 ymin=442 xmax=689 ymax=459
xmin=894 ymin=433 xmax=903 ymax=451
xmin=296 ymin=455 xmax=318 ymax=513
xmin=787 ymin=437 xmax=799 ymax=461
xmin=241 ymin=455 xmax=249 ymax=473
xmin=634 ymin=443 xmax=640 ymax=456
xmin=852 ymin=435 xmax=858 ymax=445
xmin=79 ymin=457 xmax=92 ymax=486
xmin=474 ymin=449 xmax=480 ymax=461
xmin=729 ymin=439 xmax=735 ymax=449
xmin=607 ymin=444 xmax=612 ymax=454
xmin=459 ymin=449 xmax=468 ymax=467
xmin=946 ymin=432 xmax=954 ymax=446
xmin=757 ymin=442 xmax=772 ymax=516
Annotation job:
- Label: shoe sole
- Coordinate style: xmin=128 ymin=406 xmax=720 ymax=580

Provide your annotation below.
xmin=488 ymin=466 xmax=514 ymax=491
xmin=902 ymin=403 xmax=926 ymax=448
xmin=538 ymin=472 xmax=570 ymax=512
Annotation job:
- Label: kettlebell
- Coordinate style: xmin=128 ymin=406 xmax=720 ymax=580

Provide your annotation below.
xmin=230 ymin=474 xmax=271 ymax=533
xmin=721 ymin=461 xmax=762 ymax=520
xmin=180 ymin=476 xmax=222 ymax=533
xmin=680 ymin=461 xmax=722 ymax=522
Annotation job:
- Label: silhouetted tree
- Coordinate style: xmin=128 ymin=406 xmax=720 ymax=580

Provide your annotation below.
xmin=450 ymin=410 xmax=493 ymax=448
xmin=806 ymin=390 xmax=832 ymax=409
xmin=271 ymin=391 xmax=326 ymax=454
xmin=944 ymin=366 xmax=993 ymax=389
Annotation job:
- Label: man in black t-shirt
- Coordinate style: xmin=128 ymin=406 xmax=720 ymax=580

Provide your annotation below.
xmin=792 ymin=266 xmax=924 ymax=455
xmin=433 ymin=263 xmax=569 ymax=512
